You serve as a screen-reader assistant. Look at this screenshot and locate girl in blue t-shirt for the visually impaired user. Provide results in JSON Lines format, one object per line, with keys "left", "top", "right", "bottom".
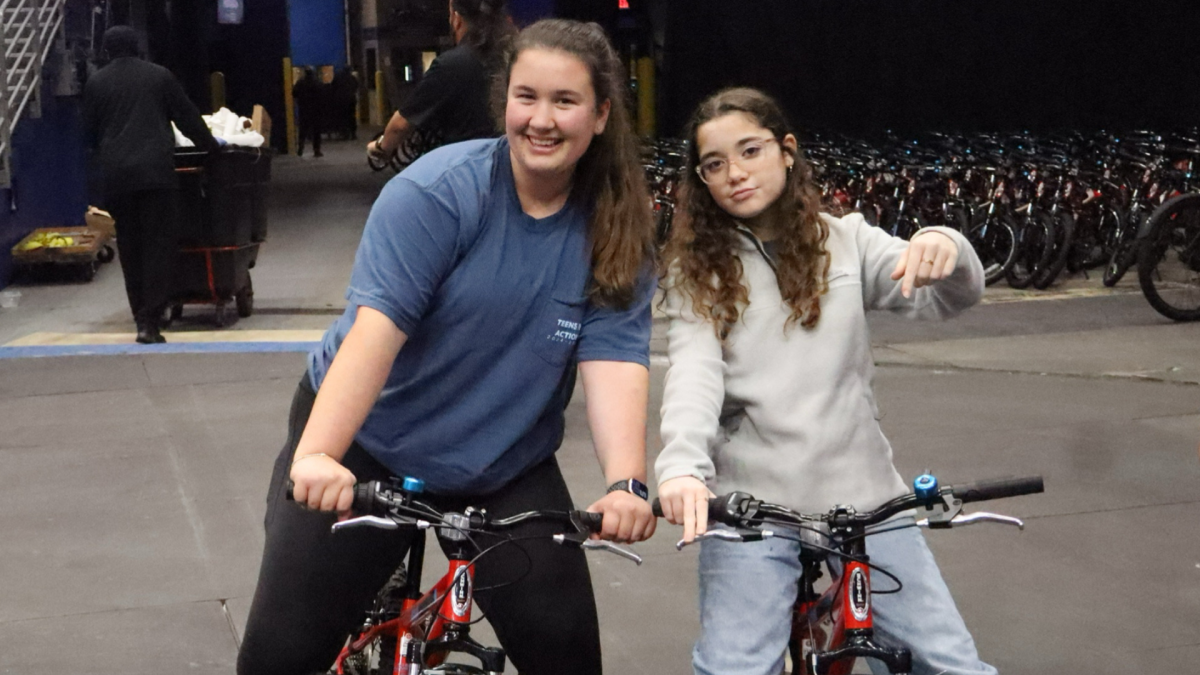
{"left": 239, "top": 20, "right": 657, "bottom": 675}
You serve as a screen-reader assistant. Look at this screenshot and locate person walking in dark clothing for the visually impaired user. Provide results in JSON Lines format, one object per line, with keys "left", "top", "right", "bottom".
{"left": 331, "top": 67, "right": 359, "bottom": 140}
{"left": 293, "top": 67, "right": 325, "bottom": 157}
{"left": 83, "top": 25, "right": 220, "bottom": 345}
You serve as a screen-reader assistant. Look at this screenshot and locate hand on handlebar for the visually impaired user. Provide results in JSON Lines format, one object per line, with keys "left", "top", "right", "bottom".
{"left": 289, "top": 453, "right": 357, "bottom": 518}
{"left": 586, "top": 490, "right": 656, "bottom": 544}
{"left": 656, "top": 476, "right": 715, "bottom": 544}
{"left": 367, "top": 139, "right": 393, "bottom": 160}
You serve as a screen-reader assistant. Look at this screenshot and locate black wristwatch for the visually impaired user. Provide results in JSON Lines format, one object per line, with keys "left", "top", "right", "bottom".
{"left": 606, "top": 478, "right": 649, "bottom": 501}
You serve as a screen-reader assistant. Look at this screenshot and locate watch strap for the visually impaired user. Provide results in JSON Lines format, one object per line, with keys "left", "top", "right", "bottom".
{"left": 606, "top": 478, "right": 649, "bottom": 501}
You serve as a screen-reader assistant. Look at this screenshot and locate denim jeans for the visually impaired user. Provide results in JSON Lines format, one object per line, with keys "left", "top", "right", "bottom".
{"left": 693, "top": 518, "right": 997, "bottom": 675}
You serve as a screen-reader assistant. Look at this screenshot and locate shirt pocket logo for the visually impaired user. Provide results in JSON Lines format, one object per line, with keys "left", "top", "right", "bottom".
{"left": 532, "top": 294, "right": 586, "bottom": 366}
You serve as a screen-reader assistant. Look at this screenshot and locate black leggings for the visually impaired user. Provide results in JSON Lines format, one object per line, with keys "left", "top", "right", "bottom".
{"left": 237, "top": 376, "right": 602, "bottom": 675}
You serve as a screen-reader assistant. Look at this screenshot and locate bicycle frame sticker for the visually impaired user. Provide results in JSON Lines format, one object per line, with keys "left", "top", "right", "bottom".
{"left": 396, "top": 631, "right": 412, "bottom": 672}
{"left": 845, "top": 562, "right": 872, "bottom": 629}
{"left": 450, "top": 561, "right": 473, "bottom": 620}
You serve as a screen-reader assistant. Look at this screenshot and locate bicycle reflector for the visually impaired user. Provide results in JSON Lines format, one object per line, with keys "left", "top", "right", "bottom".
{"left": 913, "top": 474, "right": 939, "bottom": 500}
{"left": 402, "top": 476, "right": 426, "bottom": 493}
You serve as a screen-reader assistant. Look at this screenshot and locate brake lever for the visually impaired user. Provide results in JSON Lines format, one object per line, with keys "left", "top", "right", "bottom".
{"left": 553, "top": 534, "right": 644, "bottom": 565}
{"left": 675, "top": 528, "right": 773, "bottom": 551}
{"left": 330, "top": 515, "right": 432, "bottom": 533}
{"left": 916, "top": 511, "right": 1025, "bottom": 530}
{"left": 581, "top": 540, "right": 644, "bottom": 565}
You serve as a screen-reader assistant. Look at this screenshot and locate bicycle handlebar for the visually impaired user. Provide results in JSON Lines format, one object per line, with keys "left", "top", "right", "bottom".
{"left": 651, "top": 475, "right": 1045, "bottom": 530}
{"left": 286, "top": 480, "right": 604, "bottom": 534}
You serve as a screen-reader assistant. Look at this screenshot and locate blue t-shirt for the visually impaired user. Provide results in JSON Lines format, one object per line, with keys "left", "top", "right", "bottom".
{"left": 307, "top": 137, "right": 653, "bottom": 495}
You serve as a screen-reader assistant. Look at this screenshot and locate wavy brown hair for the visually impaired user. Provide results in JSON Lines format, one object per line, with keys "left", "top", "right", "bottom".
{"left": 493, "top": 19, "right": 654, "bottom": 308}
{"left": 662, "top": 87, "right": 830, "bottom": 339}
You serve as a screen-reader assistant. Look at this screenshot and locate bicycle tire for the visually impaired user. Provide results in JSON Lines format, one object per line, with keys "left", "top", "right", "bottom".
{"left": 969, "top": 212, "right": 1018, "bottom": 286}
{"left": 1067, "top": 206, "right": 1115, "bottom": 273}
{"left": 368, "top": 152, "right": 393, "bottom": 172}
{"left": 943, "top": 204, "right": 970, "bottom": 233}
{"left": 1005, "top": 209, "right": 1056, "bottom": 289}
{"left": 1103, "top": 209, "right": 1144, "bottom": 287}
{"left": 895, "top": 211, "right": 927, "bottom": 241}
{"left": 1032, "top": 210, "right": 1076, "bottom": 289}
{"left": 1137, "top": 193, "right": 1200, "bottom": 321}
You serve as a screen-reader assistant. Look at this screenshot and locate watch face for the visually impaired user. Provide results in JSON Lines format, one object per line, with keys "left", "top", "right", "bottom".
{"left": 629, "top": 478, "right": 649, "bottom": 500}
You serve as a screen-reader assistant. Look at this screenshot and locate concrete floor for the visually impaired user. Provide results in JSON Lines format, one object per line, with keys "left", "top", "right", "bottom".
{"left": 1, "top": 138, "right": 1198, "bottom": 674}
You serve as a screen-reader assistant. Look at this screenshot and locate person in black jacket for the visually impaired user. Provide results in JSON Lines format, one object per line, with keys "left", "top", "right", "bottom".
{"left": 367, "top": 0, "right": 515, "bottom": 166}
{"left": 331, "top": 67, "right": 359, "bottom": 140}
{"left": 293, "top": 67, "right": 326, "bottom": 157}
{"left": 83, "top": 25, "right": 221, "bottom": 344}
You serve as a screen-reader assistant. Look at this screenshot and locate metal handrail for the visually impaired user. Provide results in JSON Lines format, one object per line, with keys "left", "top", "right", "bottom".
{"left": 0, "top": 0, "right": 64, "bottom": 181}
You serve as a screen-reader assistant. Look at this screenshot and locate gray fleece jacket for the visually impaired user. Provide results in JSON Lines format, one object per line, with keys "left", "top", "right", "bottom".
{"left": 655, "top": 213, "right": 984, "bottom": 515}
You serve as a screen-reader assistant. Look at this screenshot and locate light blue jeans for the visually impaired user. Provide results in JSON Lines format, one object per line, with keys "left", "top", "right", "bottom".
{"left": 693, "top": 519, "right": 997, "bottom": 675}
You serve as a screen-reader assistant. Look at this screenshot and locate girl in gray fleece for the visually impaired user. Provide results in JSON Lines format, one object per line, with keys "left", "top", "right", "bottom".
{"left": 656, "top": 88, "right": 995, "bottom": 675}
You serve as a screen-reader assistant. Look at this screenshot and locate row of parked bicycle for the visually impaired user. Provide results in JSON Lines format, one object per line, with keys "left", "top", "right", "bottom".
{"left": 642, "top": 128, "right": 1200, "bottom": 322}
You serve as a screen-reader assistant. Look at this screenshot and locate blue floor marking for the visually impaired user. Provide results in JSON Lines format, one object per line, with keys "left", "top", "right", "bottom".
{"left": 0, "top": 341, "right": 319, "bottom": 359}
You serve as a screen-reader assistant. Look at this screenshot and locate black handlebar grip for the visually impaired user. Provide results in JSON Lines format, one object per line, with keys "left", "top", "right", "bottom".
{"left": 577, "top": 511, "right": 604, "bottom": 532}
{"left": 951, "top": 476, "right": 1044, "bottom": 504}
{"left": 651, "top": 495, "right": 744, "bottom": 525}
{"left": 284, "top": 480, "right": 376, "bottom": 512}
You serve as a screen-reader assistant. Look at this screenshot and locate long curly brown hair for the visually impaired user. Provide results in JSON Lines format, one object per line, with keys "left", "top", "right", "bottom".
{"left": 662, "top": 88, "right": 830, "bottom": 339}
{"left": 493, "top": 20, "right": 654, "bottom": 308}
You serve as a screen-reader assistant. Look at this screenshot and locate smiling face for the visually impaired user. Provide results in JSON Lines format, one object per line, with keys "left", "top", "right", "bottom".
{"left": 694, "top": 112, "right": 796, "bottom": 222}
{"left": 504, "top": 47, "right": 611, "bottom": 189}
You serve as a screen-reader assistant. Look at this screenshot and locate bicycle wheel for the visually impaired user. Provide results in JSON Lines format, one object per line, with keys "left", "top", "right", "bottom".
{"left": 1067, "top": 206, "right": 1115, "bottom": 273}
{"left": 969, "top": 212, "right": 1018, "bottom": 286}
{"left": 1006, "top": 209, "right": 1056, "bottom": 289}
{"left": 943, "top": 204, "right": 970, "bottom": 233}
{"left": 1103, "top": 210, "right": 1144, "bottom": 287}
{"left": 1032, "top": 210, "right": 1076, "bottom": 289}
{"left": 1138, "top": 193, "right": 1200, "bottom": 321}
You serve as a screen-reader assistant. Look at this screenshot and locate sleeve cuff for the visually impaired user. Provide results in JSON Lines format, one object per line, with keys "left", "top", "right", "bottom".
{"left": 345, "top": 289, "right": 417, "bottom": 336}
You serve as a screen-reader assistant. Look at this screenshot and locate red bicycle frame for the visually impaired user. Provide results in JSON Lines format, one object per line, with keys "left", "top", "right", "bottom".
{"left": 333, "top": 516, "right": 505, "bottom": 675}
{"left": 788, "top": 509, "right": 909, "bottom": 675}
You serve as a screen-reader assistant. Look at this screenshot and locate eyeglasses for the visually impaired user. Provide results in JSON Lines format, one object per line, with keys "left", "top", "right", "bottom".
{"left": 695, "top": 137, "right": 779, "bottom": 184}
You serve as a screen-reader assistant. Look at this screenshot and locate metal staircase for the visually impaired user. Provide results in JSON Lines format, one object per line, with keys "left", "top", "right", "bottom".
{"left": 0, "top": 0, "right": 64, "bottom": 188}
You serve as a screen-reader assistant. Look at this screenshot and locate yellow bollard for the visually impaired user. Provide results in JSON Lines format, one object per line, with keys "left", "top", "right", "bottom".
{"left": 375, "top": 70, "right": 387, "bottom": 127}
{"left": 636, "top": 57, "right": 656, "bottom": 138}
{"left": 283, "top": 58, "right": 296, "bottom": 155}
{"left": 210, "top": 72, "right": 226, "bottom": 112}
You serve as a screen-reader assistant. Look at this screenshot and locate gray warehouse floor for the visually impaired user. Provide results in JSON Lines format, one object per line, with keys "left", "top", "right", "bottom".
{"left": 1, "top": 138, "right": 1197, "bottom": 674}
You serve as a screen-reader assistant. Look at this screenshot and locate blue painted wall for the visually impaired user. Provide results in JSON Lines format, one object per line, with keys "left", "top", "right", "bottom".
{"left": 290, "top": 0, "right": 347, "bottom": 67}
{"left": 0, "top": 82, "right": 89, "bottom": 289}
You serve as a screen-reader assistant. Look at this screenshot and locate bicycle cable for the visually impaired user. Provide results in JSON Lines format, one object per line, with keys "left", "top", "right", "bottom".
{"left": 755, "top": 529, "right": 905, "bottom": 595}
{"left": 433, "top": 533, "right": 546, "bottom": 627}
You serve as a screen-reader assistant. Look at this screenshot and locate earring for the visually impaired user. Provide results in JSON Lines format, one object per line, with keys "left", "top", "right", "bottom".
{"left": 787, "top": 163, "right": 794, "bottom": 175}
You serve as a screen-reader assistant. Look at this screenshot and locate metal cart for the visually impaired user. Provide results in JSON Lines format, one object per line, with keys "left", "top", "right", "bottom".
{"left": 11, "top": 226, "right": 116, "bottom": 282}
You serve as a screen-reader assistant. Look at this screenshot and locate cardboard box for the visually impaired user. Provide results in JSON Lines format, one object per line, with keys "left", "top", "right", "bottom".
{"left": 251, "top": 105, "right": 271, "bottom": 142}
{"left": 85, "top": 206, "right": 116, "bottom": 239}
